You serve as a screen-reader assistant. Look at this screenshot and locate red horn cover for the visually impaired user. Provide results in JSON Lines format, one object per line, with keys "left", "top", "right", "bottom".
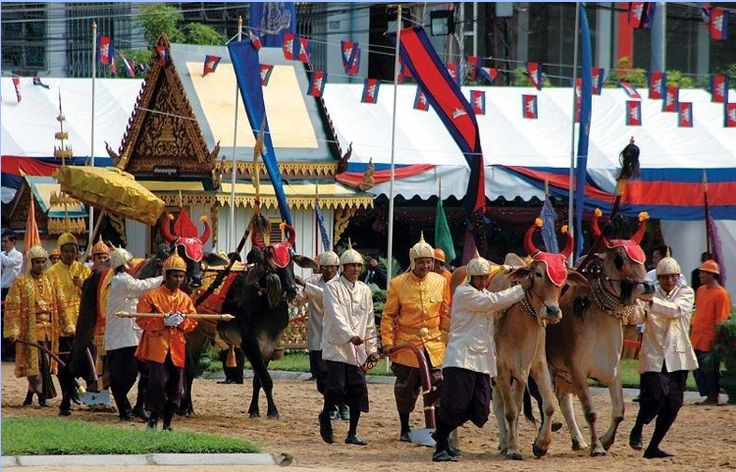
{"left": 160, "top": 215, "right": 177, "bottom": 243}
{"left": 524, "top": 219, "right": 542, "bottom": 256}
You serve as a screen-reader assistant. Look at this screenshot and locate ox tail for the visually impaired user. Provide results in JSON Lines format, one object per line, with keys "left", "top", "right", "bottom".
{"left": 264, "top": 273, "right": 282, "bottom": 309}
{"left": 523, "top": 388, "right": 537, "bottom": 425}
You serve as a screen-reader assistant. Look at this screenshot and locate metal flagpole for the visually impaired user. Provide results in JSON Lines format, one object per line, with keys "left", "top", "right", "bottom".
{"left": 230, "top": 16, "right": 243, "bottom": 250}
{"left": 386, "top": 4, "right": 402, "bottom": 282}
{"left": 89, "top": 20, "right": 97, "bottom": 247}
{"left": 567, "top": 6, "right": 580, "bottom": 247}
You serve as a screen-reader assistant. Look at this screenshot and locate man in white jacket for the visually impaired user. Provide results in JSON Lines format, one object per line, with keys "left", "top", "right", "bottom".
{"left": 628, "top": 255, "right": 697, "bottom": 459}
{"left": 432, "top": 252, "right": 525, "bottom": 462}
{"left": 319, "top": 243, "right": 379, "bottom": 446}
{"left": 106, "top": 248, "right": 163, "bottom": 421}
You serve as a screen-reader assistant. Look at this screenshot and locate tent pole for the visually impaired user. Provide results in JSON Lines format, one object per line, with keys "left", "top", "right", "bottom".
{"left": 89, "top": 20, "right": 97, "bottom": 248}
{"left": 386, "top": 4, "right": 402, "bottom": 281}
{"left": 568, "top": 5, "right": 580, "bottom": 253}
{"left": 230, "top": 16, "right": 243, "bottom": 251}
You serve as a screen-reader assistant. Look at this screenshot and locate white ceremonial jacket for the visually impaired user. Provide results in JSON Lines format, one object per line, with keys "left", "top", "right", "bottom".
{"left": 321, "top": 276, "right": 377, "bottom": 366}
{"left": 105, "top": 272, "right": 163, "bottom": 351}
{"left": 629, "top": 284, "right": 698, "bottom": 374}
{"left": 443, "top": 283, "right": 524, "bottom": 376}
{"left": 302, "top": 275, "right": 329, "bottom": 351}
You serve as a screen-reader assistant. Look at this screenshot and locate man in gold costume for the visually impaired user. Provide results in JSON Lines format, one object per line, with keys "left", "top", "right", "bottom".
{"left": 4, "top": 246, "right": 68, "bottom": 407}
{"left": 381, "top": 233, "right": 451, "bottom": 441}
{"left": 46, "top": 232, "right": 91, "bottom": 416}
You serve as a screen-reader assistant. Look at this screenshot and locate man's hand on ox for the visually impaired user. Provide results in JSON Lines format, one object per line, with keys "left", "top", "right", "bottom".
{"left": 164, "top": 312, "right": 184, "bottom": 327}
{"left": 350, "top": 336, "right": 364, "bottom": 346}
{"left": 368, "top": 352, "right": 381, "bottom": 362}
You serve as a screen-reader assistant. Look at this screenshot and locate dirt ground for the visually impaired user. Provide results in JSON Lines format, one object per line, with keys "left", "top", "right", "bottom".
{"left": 3, "top": 363, "right": 735, "bottom": 471}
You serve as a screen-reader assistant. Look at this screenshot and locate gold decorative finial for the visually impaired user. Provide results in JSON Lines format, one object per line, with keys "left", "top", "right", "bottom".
{"left": 53, "top": 89, "right": 73, "bottom": 166}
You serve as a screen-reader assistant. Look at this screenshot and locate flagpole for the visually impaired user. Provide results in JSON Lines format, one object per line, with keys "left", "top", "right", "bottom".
{"left": 230, "top": 16, "right": 243, "bottom": 250}
{"left": 386, "top": 4, "right": 402, "bottom": 281}
{"left": 567, "top": 5, "right": 580, "bottom": 249}
{"left": 89, "top": 20, "right": 97, "bottom": 248}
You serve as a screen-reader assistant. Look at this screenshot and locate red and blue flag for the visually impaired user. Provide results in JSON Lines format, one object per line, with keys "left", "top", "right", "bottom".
{"left": 447, "top": 63, "right": 459, "bottom": 85}
{"left": 592, "top": 67, "right": 604, "bottom": 95}
{"left": 479, "top": 67, "right": 498, "bottom": 84}
{"left": 97, "top": 35, "right": 114, "bottom": 65}
{"left": 726, "top": 103, "right": 736, "bottom": 128}
{"left": 413, "top": 87, "right": 429, "bottom": 111}
{"left": 703, "top": 5, "right": 730, "bottom": 41}
{"left": 629, "top": 2, "right": 656, "bottom": 29}
{"left": 282, "top": 32, "right": 310, "bottom": 63}
{"left": 466, "top": 56, "right": 478, "bottom": 81}
{"left": 307, "top": 71, "right": 326, "bottom": 97}
{"left": 155, "top": 45, "right": 168, "bottom": 66}
{"left": 470, "top": 90, "right": 485, "bottom": 115}
{"left": 249, "top": 30, "right": 262, "bottom": 50}
{"left": 711, "top": 74, "right": 729, "bottom": 103}
{"left": 341, "top": 40, "right": 361, "bottom": 76}
{"left": 203, "top": 55, "right": 221, "bottom": 77}
{"left": 260, "top": 64, "right": 274, "bottom": 86}
{"left": 527, "top": 62, "right": 543, "bottom": 90}
{"left": 11, "top": 76, "right": 21, "bottom": 103}
{"left": 678, "top": 102, "right": 693, "bottom": 128}
{"left": 663, "top": 85, "right": 679, "bottom": 112}
{"left": 626, "top": 100, "right": 642, "bottom": 126}
{"left": 648, "top": 71, "right": 666, "bottom": 99}
{"left": 620, "top": 81, "right": 641, "bottom": 99}
{"left": 522, "top": 94, "right": 538, "bottom": 119}
{"left": 119, "top": 52, "right": 136, "bottom": 78}
{"left": 361, "top": 78, "right": 380, "bottom": 104}
{"left": 33, "top": 73, "right": 50, "bottom": 89}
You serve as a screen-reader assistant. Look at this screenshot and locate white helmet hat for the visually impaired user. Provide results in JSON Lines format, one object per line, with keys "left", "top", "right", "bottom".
{"left": 409, "top": 231, "right": 434, "bottom": 270}
{"left": 318, "top": 250, "right": 340, "bottom": 267}
{"left": 467, "top": 250, "right": 492, "bottom": 276}
{"left": 339, "top": 239, "right": 364, "bottom": 266}
{"left": 111, "top": 248, "right": 134, "bottom": 270}
{"left": 655, "top": 256, "right": 681, "bottom": 276}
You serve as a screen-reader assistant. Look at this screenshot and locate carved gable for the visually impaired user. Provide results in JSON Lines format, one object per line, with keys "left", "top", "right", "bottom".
{"left": 114, "top": 34, "right": 219, "bottom": 187}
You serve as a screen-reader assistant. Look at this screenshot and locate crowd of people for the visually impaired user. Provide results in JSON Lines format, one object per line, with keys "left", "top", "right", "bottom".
{"left": 0, "top": 226, "right": 733, "bottom": 461}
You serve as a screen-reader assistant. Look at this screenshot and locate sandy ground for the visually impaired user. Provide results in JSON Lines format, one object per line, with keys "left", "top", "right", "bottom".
{"left": 3, "top": 363, "right": 736, "bottom": 471}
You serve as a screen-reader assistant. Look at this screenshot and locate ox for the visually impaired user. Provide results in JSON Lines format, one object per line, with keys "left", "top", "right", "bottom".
{"left": 492, "top": 221, "right": 587, "bottom": 460}
{"left": 546, "top": 209, "right": 654, "bottom": 456}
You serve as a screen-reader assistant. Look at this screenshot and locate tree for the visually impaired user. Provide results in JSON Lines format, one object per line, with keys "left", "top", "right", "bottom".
{"left": 184, "top": 23, "right": 225, "bottom": 46}
{"left": 139, "top": 4, "right": 184, "bottom": 46}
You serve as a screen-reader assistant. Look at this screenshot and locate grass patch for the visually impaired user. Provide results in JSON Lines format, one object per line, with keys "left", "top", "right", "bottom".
{"left": 591, "top": 359, "right": 698, "bottom": 391}
{"left": 1, "top": 417, "right": 259, "bottom": 455}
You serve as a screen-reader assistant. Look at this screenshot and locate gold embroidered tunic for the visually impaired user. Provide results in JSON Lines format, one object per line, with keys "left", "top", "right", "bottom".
{"left": 46, "top": 260, "right": 91, "bottom": 336}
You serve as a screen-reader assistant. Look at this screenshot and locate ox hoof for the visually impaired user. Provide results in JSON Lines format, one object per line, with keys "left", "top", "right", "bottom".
{"left": 571, "top": 439, "right": 588, "bottom": 451}
{"left": 591, "top": 448, "right": 607, "bottom": 457}
{"left": 248, "top": 411, "right": 260, "bottom": 418}
{"left": 505, "top": 451, "right": 523, "bottom": 461}
{"left": 499, "top": 447, "right": 507, "bottom": 455}
{"left": 601, "top": 436, "right": 614, "bottom": 451}
{"left": 267, "top": 411, "right": 280, "bottom": 420}
{"left": 532, "top": 443, "right": 548, "bottom": 458}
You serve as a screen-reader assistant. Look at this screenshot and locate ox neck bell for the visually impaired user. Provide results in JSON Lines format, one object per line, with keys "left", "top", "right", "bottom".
{"left": 591, "top": 277, "right": 634, "bottom": 321}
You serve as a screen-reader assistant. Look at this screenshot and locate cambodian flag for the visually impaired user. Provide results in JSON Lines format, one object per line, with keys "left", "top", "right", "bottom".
{"left": 413, "top": 87, "right": 429, "bottom": 111}
{"left": 678, "top": 102, "right": 693, "bottom": 128}
{"left": 447, "top": 63, "right": 459, "bottom": 85}
{"left": 471, "top": 90, "right": 485, "bottom": 115}
{"left": 527, "top": 61, "right": 542, "bottom": 90}
{"left": 11, "top": 76, "right": 21, "bottom": 103}
{"left": 361, "top": 78, "right": 380, "bottom": 104}
{"left": 629, "top": 2, "right": 656, "bottom": 29}
{"left": 574, "top": 78, "right": 582, "bottom": 123}
{"left": 341, "top": 40, "right": 360, "bottom": 76}
{"left": 592, "top": 67, "right": 604, "bottom": 95}
{"left": 249, "top": 30, "right": 262, "bottom": 50}
{"left": 726, "top": 103, "right": 736, "bottom": 128}
{"left": 620, "top": 81, "right": 641, "bottom": 99}
{"left": 626, "top": 100, "right": 642, "bottom": 126}
{"left": 479, "top": 67, "right": 498, "bottom": 84}
{"left": 522, "top": 94, "right": 538, "bottom": 119}
{"left": 466, "top": 56, "right": 478, "bottom": 81}
{"left": 33, "top": 73, "right": 50, "bottom": 89}
{"left": 203, "top": 55, "right": 221, "bottom": 77}
{"left": 704, "top": 5, "right": 730, "bottom": 41}
{"left": 119, "top": 52, "right": 136, "bottom": 78}
{"left": 97, "top": 35, "right": 114, "bottom": 65}
{"left": 260, "top": 64, "right": 274, "bottom": 86}
{"left": 155, "top": 45, "right": 168, "bottom": 66}
{"left": 648, "top": 71, "right": 666, "bottom": 99}
{"left": 282, "top": 32, "right": 310, "bottom": 63}
{"left": 307, "top": 71, "right": 326, "bottom": 97}
{"left": 662, "top": 85, "right": 679, "bottom": 112}
{"left": 711, "top": 74, "right": 729, "bottom": 103}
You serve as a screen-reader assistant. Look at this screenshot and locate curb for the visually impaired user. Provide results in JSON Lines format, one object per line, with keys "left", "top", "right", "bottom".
{"left": 2, "top": 452, "right": 292, "bottom": 467}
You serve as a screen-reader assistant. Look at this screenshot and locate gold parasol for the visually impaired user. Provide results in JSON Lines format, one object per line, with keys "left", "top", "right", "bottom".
{"left": 53, "top": 166, "right": 165, "bottom": 226}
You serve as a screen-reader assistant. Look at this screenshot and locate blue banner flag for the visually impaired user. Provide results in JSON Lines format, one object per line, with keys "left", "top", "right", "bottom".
{"left": 574, "top": 3, "right": 593, "bottom": 258}
{"left": 315, "top": 202, "right": 331, "bottom": 252}
{"left": 540, "top": 195, "right": 559, "bottom": 254}
{"left": 227, "top": 39, "right": 293, "bottom": 226}
{"left": 249, "top": 2, "right": 296, "bottom": 47}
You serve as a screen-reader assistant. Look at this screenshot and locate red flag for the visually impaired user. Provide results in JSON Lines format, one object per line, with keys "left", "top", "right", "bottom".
{"left": 662, "top": 85, "right": 679, "bottom": 112}
{"left": 619, "top": 81, "right": 641, "bottom": 99}
{"left": 527, "top": 62, "right": 542, "bottom": 90}
{"left": 592, "top": 67, "right": 604, "bottom": 95}
{"left": 361, "top": 79, "right": 380, "bottom": 104}
{"left": 155, "top": 45, "right": 168, "bottom": 66}
{"left": 259, "top": 64, "right": 274, "bottom": 86}
{"left": 249, "top": 30, "right": 262, "bottom": 50}
{"left": 413, "top": 87, "right": 429, "bottom": 111}
{"left": 629, "top": 2, "right": 656, "bottom": 29}
{"left": 575, "top": 78, "right": 582, "bottom": 123}
{"left": 726, "top": 103, "right": 736, "bottom": 127}
{"left": 711, "top": 75, "right": 728, "bottom": 103}
{"left": 97, "top": 35, "right": 114, "bottom": 65}
{"left": 282, "top": 32, "right": 310, "bottom": 63}
{"left": 447, "top": 63, "right": 459, "bottom": 85}
{"left": 341, "top": 40, "right": 361, "bottom": 76}
{"left": 626, "top": 100, "right": 642, "bottom": 126}
{"left": 522, "top": 95, "right": 538, "bottom": 119}
{"left": 282, "top": 32, "right": 296, "bottom": 60}
{"left": 119, "top": 52, "right": 136, "bottom": 78}
{"left": 470, "top": 90, "right": 485, "bottom": 115}
{"left": 678, "top": 102, "right": 693, "bottom": 128}
{"left": 203, "top": 55, "right": 221, "bottom": 77}
{"left": 703, "top": 5, "right": 730, "bottom": 41}
{"left": 12, "top": 76, "right": 21, "bottom": 102}
{"left": 649, "top": 71, "right": 666, "bottom": 99}
{"left": 466, "top": 56, "right": 478, "bottom": 81}
{"left": 479, "top": 67, "right": 498, "bottom": 84}
{"left": 307, "top": 71, "right": 326, "bottom": 97}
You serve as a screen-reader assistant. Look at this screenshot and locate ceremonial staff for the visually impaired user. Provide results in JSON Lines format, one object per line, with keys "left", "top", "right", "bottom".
{"left": 116, "top": 312, "right": 235, "bottom": 321}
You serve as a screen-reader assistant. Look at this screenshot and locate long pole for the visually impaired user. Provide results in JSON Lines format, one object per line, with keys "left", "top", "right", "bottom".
{"left": 386, "top": 4, "right": 402, "bottom": 282}
{"left": 567, "top": 6, "right": 580, "bottom": 245}
{"left": 89, "top": 20, "right": 97, "bottom": 248}
{"left": 230, "top": 16, "right": 243, "bottom": 250}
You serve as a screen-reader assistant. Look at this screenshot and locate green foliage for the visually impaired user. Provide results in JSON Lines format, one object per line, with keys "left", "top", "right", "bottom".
{"left": 184, "top": 23, "right": 226, "bottom": 46}
{"left": 139, "top": 4, "right": 184, "bottom": 45}
{"left": 666, "top": 69, "right": 694, "bottom": 88}
{"left": 379, "top": 256, "right": 402, "bottom": 279}
{"left": 715, "top": 315, "right": 736, "bottom": 367}
{"left": 604, "top": 57, "right": 647, "bottom": 87}
{"left": 1, "top": 417, "right": 259, "bottom": 455}
{"left": 107, "top": 49, "right": 151, "bottom": 79}
{"left": 511, "top": 65, "right": 551, "bottom": 88}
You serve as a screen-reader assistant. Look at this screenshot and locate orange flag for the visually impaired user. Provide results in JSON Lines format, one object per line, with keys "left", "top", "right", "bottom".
{"left": 24, "top": 196, "right": 41, "bottom": 254}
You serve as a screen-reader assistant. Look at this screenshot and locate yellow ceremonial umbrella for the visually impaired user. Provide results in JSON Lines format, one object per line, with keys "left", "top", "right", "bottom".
{"left": 53, "top": 166, "right": 165, "bottom": 227}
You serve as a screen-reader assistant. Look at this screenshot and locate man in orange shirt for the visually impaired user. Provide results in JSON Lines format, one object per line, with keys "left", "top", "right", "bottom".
{"left": 136, "top": 254, "right": 198, "bottom": 430}
{"left": 691, "top": 260, "right": 731, "bottom": 406}
{"left": 432, "top": 248, "right": 453, "bottom": 286}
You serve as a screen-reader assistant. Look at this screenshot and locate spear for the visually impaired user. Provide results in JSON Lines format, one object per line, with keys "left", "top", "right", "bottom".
{"left": 116, "top": 312, "right": 235, "bottom": 321}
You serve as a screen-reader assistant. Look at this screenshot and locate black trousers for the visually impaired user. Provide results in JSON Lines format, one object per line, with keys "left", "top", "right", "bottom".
{"left": 390, "top": 351, "right": 442, "bottom": 414}
{"left": 145, "top": 353, "right": 184, "bottom": 414}
{"left": 437, "top": 367, "right": 492, "bottom": 429}
{"left": 694, "top": 350, "right": 721, "bottom": 397}
{"left": 1, "top": 287, "right": 15, "bottom": 361}
{"left": 107, "top": 346, "right": 147, "bottom": 414}
{"left": 310, "top": 350, "right": 329, "bottom": 395}
{"left": 324, "top": 360, "right": 369, "bottom": 413}
{"left": 57, "top": 336, "right": 78, "bottom": 409}
{"left": 638, "top": 366, "right": 687, "bottom": 425}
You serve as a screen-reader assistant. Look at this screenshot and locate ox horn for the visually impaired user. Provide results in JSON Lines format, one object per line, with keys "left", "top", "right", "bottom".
{"left": 524, "top": 218, "right": 543, "bottom": 256}
{"left": 251, "top": 231, "right": 265, "bottom": 249}
{"left": 283, "top": 223, "right": 296, "bottom": 247}
{"left": 630, "top": 211, "right": 649, "bottom": 244}
{"left": 591, "top": 208, "right": 604, "bottom": 239}
{"left": 160, "top": 213, "right": 178, "bottom": 243}
{"left": 199, "top": 215, "right": 211, "bottom": 244}
{"left": 560, "top": 225, "right": 574, "bottom": 260}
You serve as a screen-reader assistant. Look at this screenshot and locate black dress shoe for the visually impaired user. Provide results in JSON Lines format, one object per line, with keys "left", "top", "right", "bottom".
{"left": 644, "top": 448, "right": 674, "bottom": 459}
{"left": 345, "top": 434, "right": 368, "bottom": 445}
{"left": 400, "top": 431, "right": 412, "bottom": 442}
{"left": 432, "top": 449, "right": 458, "bottom": 462}
{"left": 629, "top": 429, "right": 643, "bottom": 450}
{"left": 319, "top": 412, "right": 334, "bottom": 444}
{"left": 58, "top": 408, "right": 71, "bottom": 417}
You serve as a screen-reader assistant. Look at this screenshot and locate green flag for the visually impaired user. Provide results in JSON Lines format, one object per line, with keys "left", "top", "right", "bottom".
{"left": 435, "top": 198, "right": 456, "bottom": 263}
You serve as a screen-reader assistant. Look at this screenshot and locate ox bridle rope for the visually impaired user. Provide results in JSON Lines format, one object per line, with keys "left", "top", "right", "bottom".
{"left": 590, "top": 276, "right": 635, "bottom": 321}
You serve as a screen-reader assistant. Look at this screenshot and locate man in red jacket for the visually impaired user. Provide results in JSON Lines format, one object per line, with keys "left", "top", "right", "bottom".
{"left": 136, "top": 254, "right": 197, "bottom": 430}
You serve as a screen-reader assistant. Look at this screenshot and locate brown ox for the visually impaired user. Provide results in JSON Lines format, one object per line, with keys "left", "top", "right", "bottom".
{"left": 546, "top": 210, "right": 654, "bottom": 456}
{"left": 491, "top": 222, "right": 587, "bottom": 460}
